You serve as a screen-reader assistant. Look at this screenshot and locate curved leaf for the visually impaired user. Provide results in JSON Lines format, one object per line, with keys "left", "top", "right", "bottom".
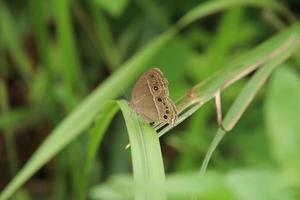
{"left": 118, "top": 100, "right": 165, "bottom": 200}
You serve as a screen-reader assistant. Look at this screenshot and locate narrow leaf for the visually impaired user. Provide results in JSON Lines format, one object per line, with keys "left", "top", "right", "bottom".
{"left": 199, "top": 36, "right": 300, "bottom": 174}
{"left": 265, "top": 67, "right": 300, "bottom": 175}
{"left": 118, "top": 100, "right": 166, "bottom": 200}
{"left": 80, "top": 102, "right": 119, "bottom": 200}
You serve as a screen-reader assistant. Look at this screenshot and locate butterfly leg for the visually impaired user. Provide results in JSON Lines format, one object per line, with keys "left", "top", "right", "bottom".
{"left": 214, "top": 90, "right": 230, "bottom": 132}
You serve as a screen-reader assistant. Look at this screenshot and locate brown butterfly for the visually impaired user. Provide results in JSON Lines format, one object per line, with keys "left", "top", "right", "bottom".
{"left": 130, "top": 68, "right": 177, "bottom": 125}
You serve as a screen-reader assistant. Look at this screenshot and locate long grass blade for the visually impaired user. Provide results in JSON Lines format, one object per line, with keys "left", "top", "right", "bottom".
{"left": 158, "top": 23, "right": 300, "bottom": 137}
{"left": 199, "top": 35, "right": 300, "bottom": 175}
{"left": 89, "top": 172, "right": 233, "bottom": 199}
{"left": 177, "top": 0, "right": 282, "bottom": 29}
{"left": 53, "top": 0, "right": 87, "bottom": 95}
{"left": 0, "top": 2, "right": 33, "bottom": 83}
{"left": 118, "top": 100, "right": 166, "bottom": 200}
{"left": 0, "top": 80, "right": 19, "bottom": 175}
{"left": 79, "top": 102, "right": 119, "bottom": 200}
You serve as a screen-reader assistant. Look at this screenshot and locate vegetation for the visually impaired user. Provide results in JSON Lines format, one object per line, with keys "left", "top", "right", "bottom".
{"left": 0, "top": 0, "right": 300, "bottom": 199}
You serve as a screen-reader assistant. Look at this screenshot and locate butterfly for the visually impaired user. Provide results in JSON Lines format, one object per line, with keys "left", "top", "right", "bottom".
{"left": 130, "top": 68, "right": 177, "bottom": 125}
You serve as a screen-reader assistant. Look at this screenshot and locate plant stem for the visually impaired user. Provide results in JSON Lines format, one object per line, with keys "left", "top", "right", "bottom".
{"left": 0, "top": 79, "right": 20, "bottom": 176}
{"left": 157, "top": 32, "right": 300, "bottom": 137}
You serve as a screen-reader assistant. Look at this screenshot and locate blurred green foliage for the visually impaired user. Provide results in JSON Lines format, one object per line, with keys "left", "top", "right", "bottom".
{"left": 0, "top": 0, "right": 300, "bottom": 199}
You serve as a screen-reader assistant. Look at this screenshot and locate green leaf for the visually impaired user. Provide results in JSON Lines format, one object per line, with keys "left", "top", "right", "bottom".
{"left": 164, "top": 172, "right": 234, "bottom": 199}
{"left": 90, "top": 172, "right": 235, "bottom": 199}
{"left": 88, "top": 6, "right": 120, "bottom": 70}
{"left": 0, "top": 109, "right": 39, "bottom": 131}
{"left": 176, "top": 0, "right": 282, "bottom": 29}
{"left": 158, "top": 23, "right": 300, "bottom": 137}
{"left": 53, "top": 0, "right": 87, "bottom": 97}
{"left": 200, "top": 36, "right": 300, "bottom": 174}
{"left": 226, "top": 169, "right": 296, "bottom": 200}
{"left": 118, "top": 100, "right": 166, "bottom": 200}
{"left": 94, "top": 0, "right": 129, "bottom": 17}
{"left": 0, "top": 2, "right": 33, "bottom": 83}
{"left": 90, "top": 169, "right": 298, "bottom": 199}
{"left": 265, "top": 67, "right": 300, "bottom": 175}
{"left": 79, "top": 102, "right": 119, "bottom": 200}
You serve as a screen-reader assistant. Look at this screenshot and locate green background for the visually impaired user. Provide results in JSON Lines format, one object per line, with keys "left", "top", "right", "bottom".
{"left": 1, "top": 0, "right": 300, "bottom": 199}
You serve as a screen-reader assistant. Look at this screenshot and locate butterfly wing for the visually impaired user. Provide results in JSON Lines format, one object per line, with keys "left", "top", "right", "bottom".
{"left": 131, "top": 68, "right": 169, "bottom": 102}
{"left": 130, "top": 68, "right": 176, "bottom": 124}
{"left": 130, "top": 93, "right": 160, "bottom": 123}
{"left": 154, "top": 96, "right": 178, "bottom": 125}
{"left": 130, "top": 69, "right": 161, "bottom": 122}
{"left": 146, "top": 68, "right": 169, "bottom": 97}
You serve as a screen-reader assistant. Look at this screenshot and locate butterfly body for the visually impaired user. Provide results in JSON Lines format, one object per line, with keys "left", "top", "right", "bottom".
{"left": 130, "top": 68, "right": 177, "bottom": 125}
